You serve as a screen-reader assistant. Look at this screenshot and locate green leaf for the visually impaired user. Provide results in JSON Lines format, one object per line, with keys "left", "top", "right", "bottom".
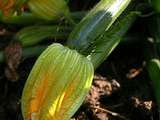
{"left": 151, "top": 0, "right": 160, "bottom": 13}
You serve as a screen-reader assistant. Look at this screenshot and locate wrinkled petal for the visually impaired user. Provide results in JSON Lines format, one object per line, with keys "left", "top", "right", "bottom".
{"left": 0, "top": 0, "right": 26, "bottom": 15}
{"left": 21, "top": 43, "right": 94, "bottom": 120}
{"left": 28, "top": 0, "right": 69, "bottom": 20}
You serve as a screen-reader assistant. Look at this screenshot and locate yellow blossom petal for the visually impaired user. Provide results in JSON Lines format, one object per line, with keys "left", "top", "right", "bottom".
{"left": 21, "top": 43, "right": 94, "bottom": 120}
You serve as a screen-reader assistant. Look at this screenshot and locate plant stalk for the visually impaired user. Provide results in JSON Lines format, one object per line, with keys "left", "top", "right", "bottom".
{"left": 90, "top": 12, "right": 140, "bottom": 69}
{"left": 0, "top": 45, "right": 46, "bottom": 63}
{"left": 67, "top": 0, "right": 131, "bottom": 55}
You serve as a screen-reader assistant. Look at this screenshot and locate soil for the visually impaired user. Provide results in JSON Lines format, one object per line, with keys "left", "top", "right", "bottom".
{"left": 71, "top": 42, "right": 159, "bottom": 120}
{"left": 0, "top": 39, "right": 159, "bottom": 120}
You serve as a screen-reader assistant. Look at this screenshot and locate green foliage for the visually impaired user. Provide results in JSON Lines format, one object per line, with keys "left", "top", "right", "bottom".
{"left": 21, "top": 43, "right": 94, "bottom": 120}
{"left": 2, "top": 0, "right": 160, "bottom": 119}
{"left": 89, "top": 12, "right": 140, "bottom": 68}
{"left": 147, "top": 59, "right": 160, "bottom": 111}
{"left": 67, "top": 0, "right": 131, "bottom": 55}
{"left": 16, "top": 25, "right": 71, "bottom": 47}
{"left": 151, "top": 0, "right": 160, "bottom": 12}
{"left": 28, "top": 0, "right": 70, "bottom": 20}
{"left": 1, "top": 12, "right": 43, "bottom": 25}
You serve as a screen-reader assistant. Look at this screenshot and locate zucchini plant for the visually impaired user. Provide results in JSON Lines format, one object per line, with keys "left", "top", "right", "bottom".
{"left": 151, "top": 0, "right": 160, "bottom": 13}
{"left": 1, "top": 0, "right": 160, "bottom": 119}
{"left": 146, "top": 14, "right": 160, "bottom": 111}
{"left": 20, "top": 0, "right": 139, "bottom": 120}
{"left": 2, "top": 0, "right": 154, "bottom": 119}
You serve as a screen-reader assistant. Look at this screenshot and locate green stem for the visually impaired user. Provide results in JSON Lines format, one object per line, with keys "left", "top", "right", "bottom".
{"left": 67, "top": 0, "right": 131, "bottom": 55}
{"left": 1, "top": 11, "right": 86, "bottom": 25}
{"left": 1, "top": 13, "right": 43, "bottom": 25}
{"left": 0, "top": 46, "right": 46, "bottom": 63}
{"left": 22, "top": 46, "right": 47, "bottom": 59}
{"left": 89, "top": 12, "right": 140, "bottom": 69}
{"left": 15, "top": 25, "right": 72, "bottom": 47}
{"left": 64, "top": 14, "right": 77, "bottom": 26}
{"left": 147, "top": 59, "right": 160, "bottom": 112}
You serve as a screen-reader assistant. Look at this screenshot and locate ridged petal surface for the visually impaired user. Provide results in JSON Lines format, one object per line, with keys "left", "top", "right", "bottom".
{"left": 28, "top": 0, "right": 69, "bottom": 20}
{"left": 21, "top": 43, "right": 94, "bottom": 120}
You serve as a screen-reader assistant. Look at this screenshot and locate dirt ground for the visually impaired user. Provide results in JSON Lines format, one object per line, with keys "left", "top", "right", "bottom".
{"left": 0, "top": 38, "right": 159, "bottom": 120}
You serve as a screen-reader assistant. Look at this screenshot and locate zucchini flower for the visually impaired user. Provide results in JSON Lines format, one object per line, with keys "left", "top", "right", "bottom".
{"left": 21, "top": 43, "right": 94, "bottom": 120}
{"left": 0, "top": 0, "right": 26, "bottom": 16}
{"left": 28, "top": 0, "right": 70, "bottom": 20}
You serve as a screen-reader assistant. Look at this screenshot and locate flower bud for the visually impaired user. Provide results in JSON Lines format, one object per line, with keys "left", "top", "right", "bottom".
{"left": 28, "top": 0, "right": 69, "bottom": 20}
{"left": 21, "top": 43, "right": 94, "bottom": 120}
{"left": 0, "top": 0, "right": 26, "bottom": 16}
